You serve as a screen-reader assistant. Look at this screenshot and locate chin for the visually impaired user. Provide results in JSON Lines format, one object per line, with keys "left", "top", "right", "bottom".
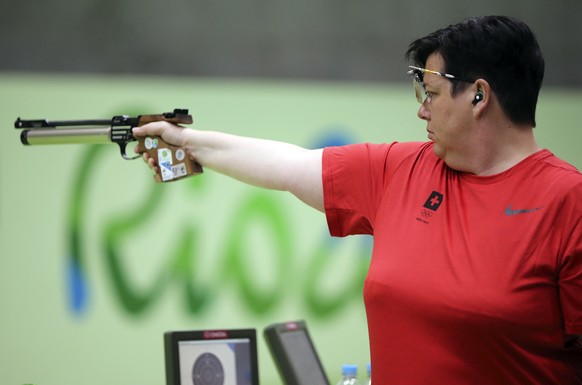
{"left": 432, "top": 144, "right": 445, "bottom": 160}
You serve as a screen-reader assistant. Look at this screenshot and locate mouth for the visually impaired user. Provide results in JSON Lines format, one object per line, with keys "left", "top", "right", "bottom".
{"left": 426, "top": 129, "right": 435, "bottom": 141}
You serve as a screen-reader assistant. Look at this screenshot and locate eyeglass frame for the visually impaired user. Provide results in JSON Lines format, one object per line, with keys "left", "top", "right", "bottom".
{"left": 406, "top": 65, "right": 476, "bottom": 104}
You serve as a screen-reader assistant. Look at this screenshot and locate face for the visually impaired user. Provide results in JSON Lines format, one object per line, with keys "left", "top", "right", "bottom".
{"left": 417, "top": 54, "right": 477, "bottom": 170}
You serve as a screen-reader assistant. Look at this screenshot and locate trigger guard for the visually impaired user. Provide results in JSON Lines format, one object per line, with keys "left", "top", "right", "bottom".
{"left": 120, "top": 142, "right": 141, "bottom": 160}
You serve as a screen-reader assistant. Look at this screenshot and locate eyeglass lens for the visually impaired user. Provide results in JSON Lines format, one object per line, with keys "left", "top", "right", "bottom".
{"left": 413, "top": 80, "right": 424, "bottom": 104}
{"left": 408, "top": 68, "right": 427, "bottom": 104}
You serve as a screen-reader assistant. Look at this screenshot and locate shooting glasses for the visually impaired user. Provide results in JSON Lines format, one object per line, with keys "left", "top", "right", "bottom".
{"left": 407, "top": 66, "right": 475, "bottom": 104}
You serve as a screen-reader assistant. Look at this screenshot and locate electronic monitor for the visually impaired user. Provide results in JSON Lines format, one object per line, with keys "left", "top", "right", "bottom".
{"left": 164, "top": 328, "right": 259, "bottom": 385}
{"left": 263, "top": 320, "right": 330, "bottom": 385}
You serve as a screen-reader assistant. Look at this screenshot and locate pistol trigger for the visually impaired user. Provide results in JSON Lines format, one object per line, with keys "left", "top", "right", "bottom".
{"left": 120, "top": 142, "right": 141, "bottom": 160}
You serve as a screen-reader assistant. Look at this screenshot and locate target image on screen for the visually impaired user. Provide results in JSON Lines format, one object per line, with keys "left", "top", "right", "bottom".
{"left": 191, "top": 352, "right": 224, "bottom": 385}
{"left": 164, "top": 329, "right": 259, "bottom": 385}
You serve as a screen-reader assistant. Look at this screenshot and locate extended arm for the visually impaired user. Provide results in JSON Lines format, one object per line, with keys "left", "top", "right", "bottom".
{"left": 133, "top": 122, "right": 324, "bottom": 212}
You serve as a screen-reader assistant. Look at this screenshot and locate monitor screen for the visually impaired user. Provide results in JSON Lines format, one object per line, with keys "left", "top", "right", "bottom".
{"left": 165, "top": 329, "right": 259, "bottom": 385}
{"left": 264, "top": 321, "right": 329, "bottom": 385}
{"left": 278, "top": 329, "right": 329, "bottom": 385}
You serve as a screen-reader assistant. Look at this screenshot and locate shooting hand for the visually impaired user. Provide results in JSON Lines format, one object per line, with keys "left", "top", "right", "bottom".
{"left": 133, "top": 120, "right": 187, "bottom": 147}
{"left": 133, "top": 121, "right": 189, "bottom": 172}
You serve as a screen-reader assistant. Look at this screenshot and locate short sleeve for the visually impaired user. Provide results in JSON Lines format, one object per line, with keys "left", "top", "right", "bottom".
{"left": 322, "top": 142, "right": 425, "bottom": 237}
{"left": 560, "top": 215, "right": 582, "bottom": 335}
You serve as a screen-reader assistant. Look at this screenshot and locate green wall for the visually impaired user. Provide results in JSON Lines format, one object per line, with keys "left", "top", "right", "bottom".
{"left": 0, "top": 74, "right": 580, "bottom": 385}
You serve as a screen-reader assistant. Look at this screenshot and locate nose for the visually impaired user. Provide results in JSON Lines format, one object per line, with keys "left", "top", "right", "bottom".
{"left": 417, "top": 103, "right": 430, "bottom": 121}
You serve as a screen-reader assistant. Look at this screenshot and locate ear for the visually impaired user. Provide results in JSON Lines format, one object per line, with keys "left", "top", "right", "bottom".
{"left": 472, "top": 79, "right": 491, "bottom": 118}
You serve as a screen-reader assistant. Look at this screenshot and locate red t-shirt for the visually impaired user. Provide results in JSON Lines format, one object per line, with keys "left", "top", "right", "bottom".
{"left": 323, "top": 142, "right": 582, "bottom": 384}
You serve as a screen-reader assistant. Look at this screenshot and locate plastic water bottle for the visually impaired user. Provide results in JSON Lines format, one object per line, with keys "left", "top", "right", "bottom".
{"left": 336, "top": 364, "right": 360, "bottom": 385}
{"left": 366, "top": 363, "right": 371, "bottom": 385}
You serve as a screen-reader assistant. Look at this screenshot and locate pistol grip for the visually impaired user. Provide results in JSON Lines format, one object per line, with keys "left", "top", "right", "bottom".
{"left": 137, "top": 136, "right": 203, "bottom": 183}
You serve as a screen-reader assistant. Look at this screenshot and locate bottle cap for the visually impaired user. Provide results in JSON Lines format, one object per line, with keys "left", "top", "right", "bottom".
{"left": 342, "top": 364, "right": 358, "bottom": 376}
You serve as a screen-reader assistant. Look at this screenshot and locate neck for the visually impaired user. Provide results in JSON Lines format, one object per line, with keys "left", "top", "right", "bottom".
{"left": 470, "top": 122, "right": 541, "bottom": 176}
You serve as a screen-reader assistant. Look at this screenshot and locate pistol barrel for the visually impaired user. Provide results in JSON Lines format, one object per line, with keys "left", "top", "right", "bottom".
{"left": 20, "top": 127, "right": 111, "bottom": 145}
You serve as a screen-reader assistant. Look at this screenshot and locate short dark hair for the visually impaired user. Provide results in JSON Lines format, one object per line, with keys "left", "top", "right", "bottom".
{"left": 405, "top": 16, "right": 544, "bottom": 127}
